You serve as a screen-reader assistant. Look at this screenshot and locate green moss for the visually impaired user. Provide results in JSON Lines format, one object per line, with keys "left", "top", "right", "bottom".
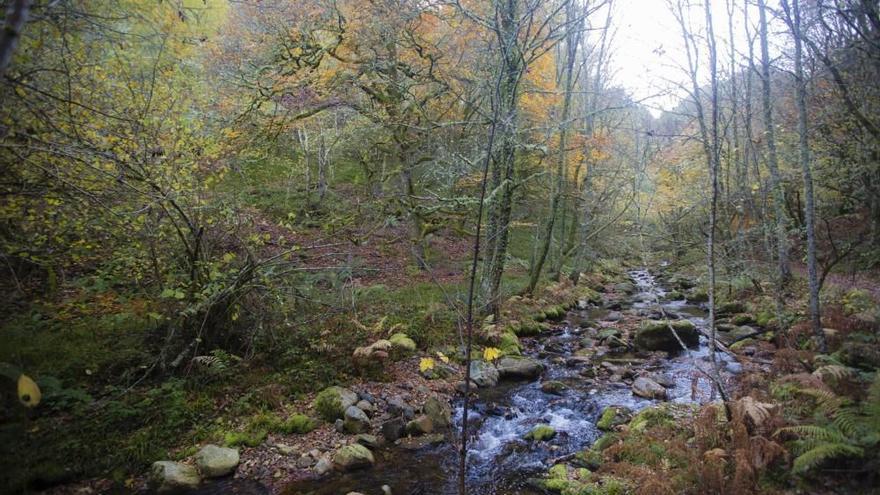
{"left": 688, "top": 289, "right": 709, "bottom": 303}
{"left": 499, "top": 332, "right": 522, "bottom": 356}
{"left": 223, "top": 428, "right": 267, "bottom": 448}
{"left": 732, "top": 314, "right": 755, "bottom": 325}
{"left": 526, "top": 424, "right": 557, "bottom": 441}
{"left": 313, "top": 387, "right": 345, "bottom": 422}
{"left": 729, "top": 338, "right": 756, "bottom": 351}
{"left": 389, "top": 333, "right": 417, "bottom": 353}
{"left": 755, "top": 311, "right": 775, "bottom": 328}
{"left": 515, "top": 320, "right": 543, "bottom": 336}
{"left": 629, "top": 406, "right": 674, "bottom": 433}
{"left": 592, "top": 433, "right": 619, "bottom": 451}
{"left": 549, "top": 463, "right": 569, "bottom": 478}
{"left": 597, "top": 406, "right": 630, "bottom": 431}
{"left": 275, "top": 414, "right": 317, "bottom": 434}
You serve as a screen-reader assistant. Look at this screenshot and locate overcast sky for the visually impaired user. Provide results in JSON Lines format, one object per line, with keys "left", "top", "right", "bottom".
{"left": 604, "top": 0, "right": 785, "bottom": 116}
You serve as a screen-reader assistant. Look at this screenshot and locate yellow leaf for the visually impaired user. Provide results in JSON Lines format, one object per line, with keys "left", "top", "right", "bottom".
{"left": 436, "top": 352, "right": 449, "bottom": 364}
{"left": 18, "top": 374, "right": 41, "bottom": 408}
{"left": 483, "top": 347, "right": 501, "bottom": 362}
{"left": 419, "top": 357, "right": 435, "bottom": 373}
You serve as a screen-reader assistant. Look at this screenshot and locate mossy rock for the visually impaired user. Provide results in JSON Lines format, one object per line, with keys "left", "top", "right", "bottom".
{"left": 576, "top": 287, "right": 603, "bottom": 305}
{"left": 729, "top": 338, "right": 756, "bottom": 352}
{"left": 634, "top": 320, "right": 698, "bottom": 352}
{"left": 332, "top": 444, "right": 374, "bottom": 471}
{"left": 717, "top": 301, "right": 747, "bottom": 315}
{"left": 755, "top": 311, "right": 775, "bottom": 328}
{"left": 687, "top": 289, "right": 709, "bottom": 303}
{"left": 591, "top": 432, "right": 619, "bottom": 451}
{"left": 514, "top": 321, "right": 540, "bottom": 336}
{"left": 665, "top": 290, "right": 684, "bottom": 301}
{"left": 313, "top": 386, "right": 358, "bottom": 422}
{"left": 525, "top": 424, "right": 556, "bottom": 441}
{"left": 388, "top": 333, "right": 417, "bottom": 354}
{"left": 597, "top": 406, "right": 631, "bottom": 431}
{"left": 629, "top": 406, "right": 674, "bottom": 433}
{"left": 498, "top": 332, "right": 522, "bottom": 356}
{"left": 223, "top": 429, "right": 267, "bottom": 448}
{"left": 596, "top": 328, "right": 621, "bottom": 342}
{"left": 540, "top": 380, "right": 567, "bottom": 395}
{"left": 544, "top": 305, "right": 567, "bottom": 322}
{"left": 576, "top": 449, "right": 604, "bottom": 470}
{"left": 731, "top": 314, "right": 756, "bottom": 326}
{"left": 275, "top": 414, "right": 317, "bottom": 434}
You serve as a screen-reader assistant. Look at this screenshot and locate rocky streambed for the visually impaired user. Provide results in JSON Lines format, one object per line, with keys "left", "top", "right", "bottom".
{"left": 278, "top": 269, "right": 741, "bottom": 495}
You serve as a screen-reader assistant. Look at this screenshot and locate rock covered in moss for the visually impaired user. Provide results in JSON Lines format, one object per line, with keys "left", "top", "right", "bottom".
{"left": 405, "top": 414, "right": 434, "bottom": 436}
{"left": 424, "top": 396, "right": 452, "bottom": 428}
{"left": 717, "top": 301, "right": 747, "bottom": 315}
{"left": 541, "top": 380, "right": 567, "bottom": 395}
{"left": 150, "top": 461, "right": 201, "bottom": 492}
{"left": 687, "top": 288, "right": 709, "bottom": 303}
{"left": 388, "top": 333, "right": 416, "bottom": 353}
{"left": 596, "top": 405, "right": 631, "bottom": 431}
{"left": 352, "top": 339, "right": 392, "bottom": 365}
{"left": 498, "top": 331, "right": 522, "bottom": 356}
{"left": 634, "top": 319, "right": 698, "bottom": 352}
{"left": 313, "top": 386, "right": 359, "bottom": 421}
{"left": 525, "top": 424, "right": 557, "bottom": 441}
{"left": 195, "top": 444, "right": 239, "bottom": 478}
{"left": 332, "top": 444, "right": 374, "bottom": 471}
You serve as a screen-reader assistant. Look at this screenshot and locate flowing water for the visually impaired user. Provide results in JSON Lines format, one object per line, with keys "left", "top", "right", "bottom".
{"left": 282, "top": 269, "right": 739, "bottom": 495}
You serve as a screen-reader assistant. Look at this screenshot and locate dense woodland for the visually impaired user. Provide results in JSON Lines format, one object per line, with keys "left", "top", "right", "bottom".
{"left": 1, "top": 0, "right": 879, "bottom": 494}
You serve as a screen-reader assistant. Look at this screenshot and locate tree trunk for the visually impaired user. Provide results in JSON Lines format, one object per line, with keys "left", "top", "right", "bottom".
{"left": 0, "top": 0, "right": 31, "bottom": 78}
{"left": 528, "top": 2, "right": 580, "bottom": 295}
{"left": 758, "top": 0, "right": 793, "bottom": 289}
{"left": 784, "top": 0, "right": 827, "bottom": 351}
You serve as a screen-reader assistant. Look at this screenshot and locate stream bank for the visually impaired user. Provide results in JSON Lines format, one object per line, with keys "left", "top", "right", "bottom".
{"left": 280, "top": 268, "right": 740, "bottom": 495}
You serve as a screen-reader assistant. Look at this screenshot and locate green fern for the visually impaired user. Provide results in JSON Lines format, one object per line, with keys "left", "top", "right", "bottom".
{"left": 790, "top": 443, "right": 864, "bottom": 474}
{"left": 776, "top": 375, "right": 880, "bottom": 475}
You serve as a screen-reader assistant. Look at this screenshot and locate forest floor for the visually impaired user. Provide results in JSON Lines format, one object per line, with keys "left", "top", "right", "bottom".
{"left": 3, "top": 216, "right": 880, "bottom": 494}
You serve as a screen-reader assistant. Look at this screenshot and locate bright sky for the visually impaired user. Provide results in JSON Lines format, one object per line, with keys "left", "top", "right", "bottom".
{"left": 605, "top": 0, "right": 778, "bottom": 116}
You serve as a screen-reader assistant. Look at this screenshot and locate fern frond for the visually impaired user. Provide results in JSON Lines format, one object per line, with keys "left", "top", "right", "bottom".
{"left": 796, "top": 387, "right": 847, "bottom": 415}
{"left": 812, "top": 365, "right": 856, "bottom": 383}
{"left": 777, "top": 425, "right": 850, "bottom": 444}
{"left": 791, "top": 443, "right": 863, "bottom": 474}
{"left": 832, "top": 409, "right": 861, "bottom": 438}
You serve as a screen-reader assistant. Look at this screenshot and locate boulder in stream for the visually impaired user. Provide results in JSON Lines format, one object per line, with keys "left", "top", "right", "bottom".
{"left": 634, "top": 319, "right": 698, "bottom": 352}
{"left": 424, "top": 396, "right": 452, "bottom": 428}
{"left": 149, "top": 461, "right": 201, "bottom": 493}
{"left": 525, "top": 424, "right": 557, "bottom": 441}
{"left": 469, "top": 360, "right": 500, "bottom": 387}
{"left": 540, "top": 380, "right": 567, "bottom": 395}
{"left": 496, "top": 356, "right": 543, "bottom": 380}
{"left": 632, "top": 376, "right": 668, "bottom": 400}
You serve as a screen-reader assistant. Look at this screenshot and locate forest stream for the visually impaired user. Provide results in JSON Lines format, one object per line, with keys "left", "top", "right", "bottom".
{"left": 276, "top": 269, "right": 741, "bottom": 495}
